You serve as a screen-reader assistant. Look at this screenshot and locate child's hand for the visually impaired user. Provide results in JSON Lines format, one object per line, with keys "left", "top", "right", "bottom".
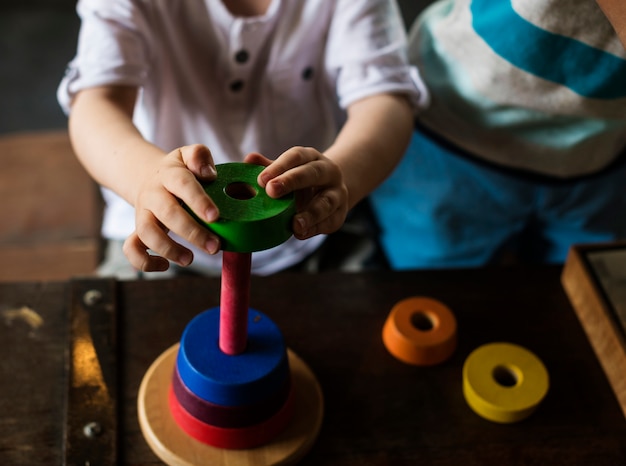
{"left": 123, "top": 144, "right": 221, "bottom": 272}
{"left": 245, "top": 148, "right": 349, "bottom": 240}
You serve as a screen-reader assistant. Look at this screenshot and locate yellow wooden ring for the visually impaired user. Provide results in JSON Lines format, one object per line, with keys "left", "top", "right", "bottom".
{"left": 463, "top": 342, "right": 549, "bottom": 423}
{"left": 382, "top": 297, "right": 457, "bottom": 366}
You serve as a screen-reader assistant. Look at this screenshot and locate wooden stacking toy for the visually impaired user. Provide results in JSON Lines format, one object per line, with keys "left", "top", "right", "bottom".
{"left": 138, "top": 163, "right": 324, "bottom": 465}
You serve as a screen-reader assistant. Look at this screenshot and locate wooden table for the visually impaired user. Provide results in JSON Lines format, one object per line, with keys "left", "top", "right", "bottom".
{"left": 1, "top": 266, "right": 625, "bottom": 465}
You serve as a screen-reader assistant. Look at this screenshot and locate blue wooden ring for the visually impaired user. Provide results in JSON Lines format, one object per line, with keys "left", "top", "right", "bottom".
{"left": 176, "top": 307, "right": 289, "bottom": 407}
{"left": 172, "top": 365, "right": 291, "bottom": 428}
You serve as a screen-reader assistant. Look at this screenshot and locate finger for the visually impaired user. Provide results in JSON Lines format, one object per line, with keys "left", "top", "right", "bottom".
{"left": 257, "top": 146, "right": 319, "bottom": 188}
{"left": 244, "top": 152, "right": 273, "bottom": 167}
{"left": 133, "top": 206, "right": 197, "bottom": 266}
{"left": 266, "top": 158, "right": 337, "bottom": 199}
{"left": 293, "top": 188, "right": 347, "bottom": 238}
{"left": 138, "top": 194, "right": 221, "bottom": 257}
{"left": 178, "top": 144, "right": 217, "bottom": 182}
{"left": 123, "top": 232, "right": 172, "bottom": 272}
{"left": 294, "top": 209, "right": 346, "bottom": 239}
{"left": 162, "top": 163, "right": 219, "bottom": 224}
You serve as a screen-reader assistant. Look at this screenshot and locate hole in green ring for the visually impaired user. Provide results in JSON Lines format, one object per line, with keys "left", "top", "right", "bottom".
{"left": 224, "top": 182, "right": 257, "bottom": 200}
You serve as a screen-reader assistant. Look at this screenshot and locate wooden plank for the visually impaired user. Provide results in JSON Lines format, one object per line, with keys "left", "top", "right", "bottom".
{"left": 64, "top": 278, "right": 119, "bottom": 466}
{"left": 561, "top": 242, "right": 626, "bottom": 419}
{"left": 0, "top": 131, "right": 103, "bottom": 281}
{"left": 0, "top": 131, "right": 102, "bottom": 243}
{"left": 0, "top": 240, "right": 100, "bottom": 282}
{"left": 0, "top": 281, "right": 69, "bottom": 466}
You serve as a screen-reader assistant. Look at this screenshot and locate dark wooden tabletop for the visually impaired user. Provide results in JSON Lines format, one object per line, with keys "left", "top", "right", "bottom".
{"left": 1, "top": 266, "right": 625, "bottom": 465}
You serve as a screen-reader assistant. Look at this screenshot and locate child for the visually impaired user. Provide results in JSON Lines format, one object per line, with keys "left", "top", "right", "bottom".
{"left": 371, "top": 0, "right": 626, "bottom": 269}
{"left": 58, "top": 0, "right": 426, "bottom": 277}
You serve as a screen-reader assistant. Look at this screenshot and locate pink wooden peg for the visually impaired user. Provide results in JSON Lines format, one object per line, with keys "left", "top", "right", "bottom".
{"left": 219, "top": 251, "right": 252, "bottom": 355}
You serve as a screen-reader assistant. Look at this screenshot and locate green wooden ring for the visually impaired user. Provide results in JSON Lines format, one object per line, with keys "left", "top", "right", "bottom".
{"left": 187, "top": 163, "right": 295, "bottom": 253}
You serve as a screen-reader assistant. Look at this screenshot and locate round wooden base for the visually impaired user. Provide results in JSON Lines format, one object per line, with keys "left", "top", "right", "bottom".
{"left": 138, "top": 344, "right": 324, "bottom": 466}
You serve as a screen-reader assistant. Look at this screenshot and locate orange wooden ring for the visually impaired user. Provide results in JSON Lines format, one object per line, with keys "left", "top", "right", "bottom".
{"left": 382, "top": 297, "right": 457, "bottom": 366}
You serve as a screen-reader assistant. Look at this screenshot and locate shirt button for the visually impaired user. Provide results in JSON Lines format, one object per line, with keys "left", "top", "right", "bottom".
{"left": 235, "top": 50, "right": 249, "bottom": 64}
{"left": 230, "top": 80, "right": 245, "bottom": 92}
{"left": 302, "top": 66, "right": 314, "bottom": 81}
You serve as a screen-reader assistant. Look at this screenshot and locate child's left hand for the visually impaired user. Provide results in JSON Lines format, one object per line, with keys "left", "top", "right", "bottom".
{"left": 244, "top": 148, "right": 349, "bottom": 240}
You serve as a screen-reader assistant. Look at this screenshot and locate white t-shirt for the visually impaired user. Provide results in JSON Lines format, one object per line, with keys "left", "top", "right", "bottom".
{"left": 58, "top": 0, "right": 426, "bottom": 274}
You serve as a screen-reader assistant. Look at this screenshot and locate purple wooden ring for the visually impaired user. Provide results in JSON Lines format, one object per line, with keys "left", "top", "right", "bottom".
{"left": 172, "top": 365, "right": 291, "bottom": 428}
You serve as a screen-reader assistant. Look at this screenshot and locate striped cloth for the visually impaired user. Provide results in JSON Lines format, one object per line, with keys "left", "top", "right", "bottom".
{"left": 410, "top": 0, "right": 626, "bottom": 177}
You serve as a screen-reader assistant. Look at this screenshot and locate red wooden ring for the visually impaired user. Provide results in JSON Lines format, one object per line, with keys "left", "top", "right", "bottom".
{"left": 172, "top": 365, "right": 291, "bottom": 428}
{"left": 169, "top": 381, "right": 295, "bottom": 449}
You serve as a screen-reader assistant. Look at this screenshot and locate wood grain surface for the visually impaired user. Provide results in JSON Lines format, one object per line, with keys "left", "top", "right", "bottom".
{"left": 561, "top": 243, "right": 626, "bottom": 419}
{"left": 1, "top": 266, "right": 626, "bottom": 465}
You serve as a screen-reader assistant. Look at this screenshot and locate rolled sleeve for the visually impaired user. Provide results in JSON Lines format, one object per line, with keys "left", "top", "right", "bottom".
{"left": 336, "top": 57, "right": 429, "bottom": 111}
{"left": 57, "top": 0, "right": 150, "bottom": 113}
{"left": 329, "top": 0, "right": 429, "bottom": 112}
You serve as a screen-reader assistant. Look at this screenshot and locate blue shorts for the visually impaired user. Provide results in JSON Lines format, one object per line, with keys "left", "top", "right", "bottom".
{"left": 370, "top": 127, "right": 626, "bottom": 269}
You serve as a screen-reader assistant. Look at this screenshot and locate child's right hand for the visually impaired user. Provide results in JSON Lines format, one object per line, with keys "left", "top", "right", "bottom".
{"left": 122, "top": 144, "right": 222, "bottom": 272}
